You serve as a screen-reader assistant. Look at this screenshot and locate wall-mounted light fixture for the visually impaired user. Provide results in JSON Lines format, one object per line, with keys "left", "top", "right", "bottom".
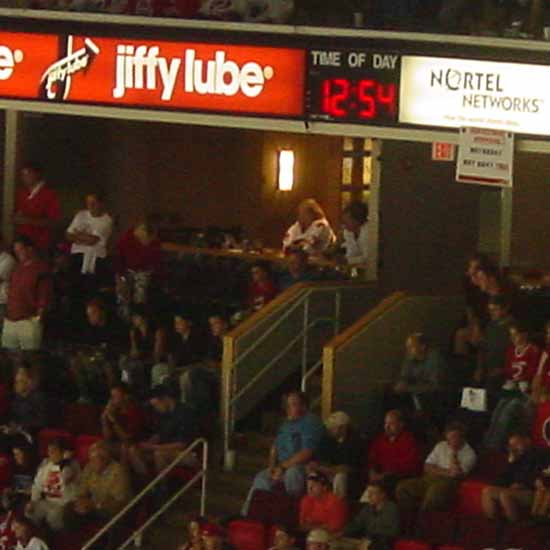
{"left": 277, "top": 149, "right": 295, "bottom": 191}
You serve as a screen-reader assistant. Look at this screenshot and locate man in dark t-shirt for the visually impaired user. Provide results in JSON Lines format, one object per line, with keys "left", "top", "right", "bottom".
{"left": 129, "top": 386, "right": 198, "bottom": 476}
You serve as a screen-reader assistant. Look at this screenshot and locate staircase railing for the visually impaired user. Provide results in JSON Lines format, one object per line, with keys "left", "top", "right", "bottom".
{"left": 221, "top": 282, "right": 379, "bottom": 462}
{"left": 81, "top": 438, "right": 208, "bottom": 550}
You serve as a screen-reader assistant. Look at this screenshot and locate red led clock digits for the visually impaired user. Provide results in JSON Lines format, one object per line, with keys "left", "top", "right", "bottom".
{"left": 321, "top": 78, "right": 349, "bottom": 117}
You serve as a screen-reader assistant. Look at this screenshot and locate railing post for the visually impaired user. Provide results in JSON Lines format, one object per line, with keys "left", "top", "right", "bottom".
{"left": 201, "top": 440, "right": 208, "bottom": 516}
{"left": 301, "top": 296, "right": 310, "bottom": 392}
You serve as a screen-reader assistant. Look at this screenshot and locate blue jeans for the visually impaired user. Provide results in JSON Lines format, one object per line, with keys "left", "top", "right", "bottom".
{"left": 484, "top": 394, "right": 531, "bottom": 450}
{"left": 241, "top": 465, "right": 306, "bottom": 516}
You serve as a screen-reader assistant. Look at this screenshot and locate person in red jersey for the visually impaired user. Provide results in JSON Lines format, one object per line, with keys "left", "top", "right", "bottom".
{"left": 532, "top": 321, "right": 550, "bottom": 404}
{"left": 484, "top": 322, "right": 541, "bottom": 450}
{"left": 248, "top": 263, "right": 278, "bottom": 312}
{"left": 13, "top": 163, "right": 60, "bottom": 253}
{"left": 366, "top": 410, "right": 423, "bottom": 492}
{"left": 1, "top": 236, "right": 52, "bottom": 351}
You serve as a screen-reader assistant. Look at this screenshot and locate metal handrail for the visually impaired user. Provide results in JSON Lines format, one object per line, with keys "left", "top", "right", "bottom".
{"left": 81, "top": 438, "right": 208, "bottom": 550}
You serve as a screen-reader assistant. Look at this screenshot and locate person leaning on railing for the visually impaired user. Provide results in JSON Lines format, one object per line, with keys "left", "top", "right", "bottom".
{"left": 241, "top": 391, "right": 325, "bottom": 516}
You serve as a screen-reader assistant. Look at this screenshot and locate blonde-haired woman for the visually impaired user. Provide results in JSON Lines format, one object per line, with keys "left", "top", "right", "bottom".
{"left": 283, "top": 199, "right": 335, "bottom": 256}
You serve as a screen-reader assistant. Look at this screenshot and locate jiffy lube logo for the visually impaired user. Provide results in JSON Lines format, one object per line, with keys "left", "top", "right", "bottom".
{"left": 113, "top": 46, "right": 275, "bottom": 100}
{"left": 0, "top": 45, "right": 23, "bottom": 80}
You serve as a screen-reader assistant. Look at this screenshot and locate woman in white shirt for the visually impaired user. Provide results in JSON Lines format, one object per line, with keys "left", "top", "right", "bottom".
{"left": 282, "top": 199, "right": 335, "bottom": 256}
{"left": 341, "top": 200, "right": 368, "bottom": 267}
{"left": 66, "top": 191, "right": 113, "bottom": 294}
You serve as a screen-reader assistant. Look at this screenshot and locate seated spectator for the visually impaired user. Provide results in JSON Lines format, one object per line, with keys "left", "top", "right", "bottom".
{"left": 168, "top": 312, "right": 206, "bottom": 368}
{"left": 477, "top": 263, "right": 506, "bottom": 299}
{"left": 200, "top": 522, "right": 229, "bottom": 550}
{"left": 101, "top": 383, "right": 146, "bottom": 462}
{"left": 63, "top": 441, "right": 132, "bottom": 531}
{"left": 268, "top": 525, "right": 299, "bottom": 550}
{"left": 299, "top": 471, "right": 348, "bottom": 534}
{"left": 389, "top": 333, "right": 447, "bottom": 420}
{"left": 8, "top": 444, "right": 36, "bottom": 505}
{"left": 305, "top": 528, "right": 329, "bottom": 550}
{"left": 282, "top": 199, "right": 336, "bottom": 257}
{"left": 206, "top": 314, "right": 229, "bottom": 364}
{"left": 311, "top": 411, "right": 361, "bottom": 498}
{"left": 532, "top": 320, "right": 550, "bottom": 403}
{"left": 484, "top": 322, "right": 541, "bottom": 450}
{"left": 80, "top": 298, "right": 125, "bottom": 349}
{"left": 119, "top": 305, "right": 167, "bottom": 395}
{"left": 482, "top": 433, "right": 545, "bottom": 523}
{"left": 279, "top": 249, "right": 317, "bottom": 291}
{"left": 242, "top": 391, "right": 325, "bottom": 516}
{"left": 128, "top": 386, "right": 198, "bottom": 478}
{"left": 12, "top": 515, "right": 49, "bottom": 550}
{"left": 396, "top": 422, "right": 476, "bottom": 513}
{"left": 248, "top": 263, "right": 278, "bottom": 312}
{"left": 0, "top": 507, "right": 16, "bottom": 550}
{"left": 2, "top": 369, "right": 47, "bottom": 449}
{"left": 178, "top": 516, "right": 205, "bottom": 550}
{"left": 366, "top": 410, "right": 423, "bottom": 491}
{"left": 341, "top": 200, "right": 368, "bottom": 267}
{"left": 474, "top": 296, "right": 515, "bottom": 400}
{"left": 532, "top": 466, "right": 550, "bottom": 520}
{"left": 342, "top": 480, "right": 400, "bottom": 550}
{"left": 26, "top": 439, "right": 80, "bottom": 531}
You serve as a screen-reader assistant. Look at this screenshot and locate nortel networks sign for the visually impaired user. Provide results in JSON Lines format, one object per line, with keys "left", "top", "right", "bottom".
{"left": 399, "top": 56, "right": 550, "bottom": 136}
{"left": 0, "top": 31, "right": 305, "bottom": 117}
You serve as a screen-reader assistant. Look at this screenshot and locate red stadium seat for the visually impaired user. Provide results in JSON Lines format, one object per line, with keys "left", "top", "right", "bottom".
{"left": 438, "top": 546, "right": 464, "bottom": 550}
{"left": 37, "top": 428, "right": 75, "bottom": 458}
{"left": 455, "top": 480, "right": 488, "bottom": 517}
{"left": 532, "top": 401, "right": 550, "bottom": 449}
{"left": 455, "top": 516, "right": 499, "bottom": 550}
{"left": 247, "top": 489, "right": 300, "bottom": 529}
{"left": 415, "top": 511, "right": 458, "bottom": 546}
{"left": 74, "top": 434, "right": 102, "bottom": 467}
{"left": 394, "top": 540, "right": 432, "bottom": 550}
{"left": 228, "top": 519, "right": 267, "bottom": 550}
{"left": 501, "top": 521, "right": 548, "bottom": 550}
{"left": 471, "top": 451, "right": 507, "bottom": 482}
{"left": 63, "top": 402, "right": 101, "bottom": 436}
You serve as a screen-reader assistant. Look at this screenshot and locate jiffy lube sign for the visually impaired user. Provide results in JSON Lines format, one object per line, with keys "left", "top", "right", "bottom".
{"left": 399, "top": 55, "right": 550, "bottom": 136}
{"left": 0, "top": 31, "right": 305, "bottom": 117}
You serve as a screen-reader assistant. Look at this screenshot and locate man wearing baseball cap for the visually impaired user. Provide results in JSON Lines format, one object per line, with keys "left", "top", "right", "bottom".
{"left": 299, "top": 471, "right": 348, "bottom": 534}
{"left": 306, "top": 528, "right": 330, "bottom": 550}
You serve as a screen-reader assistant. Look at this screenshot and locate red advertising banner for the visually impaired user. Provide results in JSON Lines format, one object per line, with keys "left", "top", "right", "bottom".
{"left": 0, "top": 31, "right": 305, "bottom": 117}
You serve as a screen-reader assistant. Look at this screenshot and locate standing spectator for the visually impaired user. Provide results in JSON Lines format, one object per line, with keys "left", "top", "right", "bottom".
{"left": 484, "top": 322, "right": 541, "bottom": 450}
{"left": 312, "top": 411, "right": 361, "bottom": 498}
{"left": 13, "top": 163, "right": 60, "bottom": 253}
{"left": 115, "top": 218, "right": 163, "bottom": 318}
{"left": 366, "top": 410, "right": 423, "bottom": 490}
{"left": 128, "top": 386, "right": 198, "bottom": 477}
{"left": 531, "top": 320, "right": 550, "bottom": 404}
{"left": 242, "top": 391, "right": 325, "bottom": 516}
{"left": 12, "top": 515, "right": 49, "bottom": 550}
{"left": 26, "top": 439, "right": 80, "bottom": 531}
{"left": 66, "top": 191, "right": 113, "bottom": 298}
{"left": 482, "top": 434, "right": 544, "bottom": 523}
{"left": 2, "top": 236, "right": 52, "bottom": 351}
{"left": 279, "top": 249, "right": 317, "bottom": 291}
{"left": 343, "top": 481, "right": 400, "bottom": 550}
{"left": 282, "top": 199, "right": 336, "bottom": 256}
{"left": 390, "top": 333, "right": 447, "bottom": 420}
{"left": 101, "top": 384, "right": 146, "bottom": 462}
{"left": 341, "top": 200, "right": 368, "bottom": 267}
{"left": 0, "top": 237, "right": 15, "bottom": 329}
{"left": 248, "top": 263, "right": 278, "bottom": 312}
{"left": 396, "top": 422, "right": 476, "bottom": 513}
{"left": 63, "top": 441, "right": 132, "bottom": 530}
{"left": 299, "top": 471, "right": 348, "bottom": 534}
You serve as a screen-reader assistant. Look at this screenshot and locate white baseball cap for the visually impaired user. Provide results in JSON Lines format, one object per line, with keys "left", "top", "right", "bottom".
{"left": 307, "top": 529, "right": 329, "bottom": 544}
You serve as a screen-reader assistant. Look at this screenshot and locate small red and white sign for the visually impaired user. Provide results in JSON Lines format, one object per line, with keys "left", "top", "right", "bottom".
{"left": 456, "top": 127, "right": 514, "bottom": 187}
{"left": 431, "top": 142, "right": 455, "bottom": 161}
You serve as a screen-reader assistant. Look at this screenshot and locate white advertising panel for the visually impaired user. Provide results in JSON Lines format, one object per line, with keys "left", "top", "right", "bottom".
{"left": 400, "top": 56, "right": 550, "bottom": 136}
{"left": 456, "top": 127, "right": 514, "bottom": 187}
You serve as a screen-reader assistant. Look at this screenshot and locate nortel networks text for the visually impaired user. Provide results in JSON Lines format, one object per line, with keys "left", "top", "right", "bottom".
{"left": 0, "top": 32, "right": 305, "bottom": 116}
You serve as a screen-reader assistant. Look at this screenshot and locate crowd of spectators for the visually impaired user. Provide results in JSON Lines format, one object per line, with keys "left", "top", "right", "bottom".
{"left": 4, "top": 0, "right": 550, "bottom": 40}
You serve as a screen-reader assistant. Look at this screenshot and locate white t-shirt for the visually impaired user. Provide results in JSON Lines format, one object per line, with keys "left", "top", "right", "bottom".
{"left": 425, "top": 440, "right": 477, "bottom": 475}
{"left": 343, "top": 223, "right": 368, "bottom": 266}
{"left": 67, "top": 210, "right": 113, "bottom": 273}
{"left": 16, "top": 537, "right": 49, "bottom": 550}
{"left": 282, "top": 218, "right": 336, "bottom": 255}
{"left": 0, "top": 251, "right": 15, "bottom": 305}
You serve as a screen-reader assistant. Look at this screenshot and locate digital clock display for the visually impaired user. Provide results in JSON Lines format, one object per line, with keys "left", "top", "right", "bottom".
{"left": 308, "top": 50, "right": 400, "bottom": 124}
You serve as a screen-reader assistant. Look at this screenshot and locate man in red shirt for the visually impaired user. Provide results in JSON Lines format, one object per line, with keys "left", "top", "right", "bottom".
{"left": 1, "top": 235, "right": 52, "bottom": 351}
{"left": 13, "top": 163, "right": 61, "bottom": 252}
{"left": 299, "top": 471, "right": 348, "bottom": 534}
{"left": 366, "top": 410, "right": 423, "bottom": 488}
